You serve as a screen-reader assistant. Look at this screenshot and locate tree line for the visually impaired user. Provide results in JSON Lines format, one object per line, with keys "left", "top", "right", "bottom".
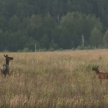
{"left": 0, "top": 0, "right": 108, "bottom": 51}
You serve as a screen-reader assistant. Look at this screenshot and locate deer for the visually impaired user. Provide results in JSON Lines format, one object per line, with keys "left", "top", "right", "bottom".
{"left": 1, "top": 55, "right": 13, "bottom": 77}
{"left": 92, "top": 66, "right": 108, "bottom": 84}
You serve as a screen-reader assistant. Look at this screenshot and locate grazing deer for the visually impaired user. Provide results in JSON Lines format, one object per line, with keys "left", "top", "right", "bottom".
{"left": 92, "top": 66, "right": 108, "bottom": 83}
{"left": 1, "top": 55, "right": 13, "bottom": 77}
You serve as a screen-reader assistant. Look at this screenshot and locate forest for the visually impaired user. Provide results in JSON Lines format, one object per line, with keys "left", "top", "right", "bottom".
{"left": 0, "top": 0, "right": 108, "bottom": 51}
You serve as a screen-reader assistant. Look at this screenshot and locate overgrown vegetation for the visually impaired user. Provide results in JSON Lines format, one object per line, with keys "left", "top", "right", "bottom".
{"left": 0, "top": 50, "right": 108, "bottom": 107}
{"left": 0, "top": 0, "right": 108, "bottom": 51}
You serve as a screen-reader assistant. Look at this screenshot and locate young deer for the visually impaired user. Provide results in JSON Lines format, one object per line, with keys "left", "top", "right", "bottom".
{"left": 92, "top": 66, "right": 108, "bottom": 83}
{"left": 1, "top": 55, "right": 13, "bottom": 77}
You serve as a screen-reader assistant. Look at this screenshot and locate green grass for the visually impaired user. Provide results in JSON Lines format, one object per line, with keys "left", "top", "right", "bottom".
{"left": 0, "top": 50, "right": 108, "bottom": 107}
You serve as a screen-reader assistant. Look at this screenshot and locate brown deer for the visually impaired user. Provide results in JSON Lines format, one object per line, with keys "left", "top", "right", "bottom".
{"left": 1, "top": 55, "right": 13, "bottom": 77}
{"left": 92, "top": 66, "right": 108, "bottom": 83}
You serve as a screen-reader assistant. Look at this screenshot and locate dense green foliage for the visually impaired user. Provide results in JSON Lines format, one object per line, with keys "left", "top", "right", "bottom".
{"left": 0, "top": 0, "right": 108, "bottom": 51}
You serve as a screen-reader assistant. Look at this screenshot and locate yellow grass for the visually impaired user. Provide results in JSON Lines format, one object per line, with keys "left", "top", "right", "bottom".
{"left": 0, "top": 49, "right": 108, "bottom": 107}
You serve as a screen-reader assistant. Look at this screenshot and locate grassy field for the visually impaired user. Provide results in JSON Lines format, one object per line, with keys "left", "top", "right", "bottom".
{"left": 1, "top": 50, "right": 108, "bottom": 108}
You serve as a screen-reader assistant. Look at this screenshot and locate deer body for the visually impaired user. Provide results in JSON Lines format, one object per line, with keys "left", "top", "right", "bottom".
{"left": 1, "top": 55, "right": 13, "bottom": 77}
{"left": 92, "top": 66, "right": 108, "bottom": 83}
{"left": 96, "top": 73, "right": 108, "bottom": 79}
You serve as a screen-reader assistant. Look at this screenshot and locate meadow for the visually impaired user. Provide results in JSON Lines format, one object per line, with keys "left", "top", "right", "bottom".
{"left": 0, "top": 50, "right": 108, "bottom": 108}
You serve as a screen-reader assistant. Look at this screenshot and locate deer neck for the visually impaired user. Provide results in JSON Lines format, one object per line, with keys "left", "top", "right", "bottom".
{"left": 95, "top": 70, "right": 100, "bottom": 74}
{"left": 6, "top": 59, "right": 9, "bottom": 65}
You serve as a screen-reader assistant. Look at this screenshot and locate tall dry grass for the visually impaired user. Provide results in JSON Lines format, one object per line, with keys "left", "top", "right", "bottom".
{"left": 0, "top": 50, "right": 108, "bottom": 107}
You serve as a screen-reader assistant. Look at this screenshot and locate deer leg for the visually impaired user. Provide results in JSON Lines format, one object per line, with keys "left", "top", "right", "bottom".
{"left": 7, "top": 71, "right": 10, "bottom": 76}
{"left": 3, "top": 73, "right": 6, "bottom": 77}
{"left": 0, "top": 73, "right": 4, "bottom": 77}
{"left": 1, "top": 70, "right": 6, "bottom": 77}
{"left": 100, "top": 79, "right": 102, "bottom": 84}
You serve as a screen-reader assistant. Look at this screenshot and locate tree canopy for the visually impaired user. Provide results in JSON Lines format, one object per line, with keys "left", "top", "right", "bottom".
{"left": 0, "top": 0, "right": 108, "bottom": 51}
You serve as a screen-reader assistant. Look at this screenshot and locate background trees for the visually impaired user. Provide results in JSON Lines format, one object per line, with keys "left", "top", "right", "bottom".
{"left": 0, "top": 0, "right": 108, "bottom": 51}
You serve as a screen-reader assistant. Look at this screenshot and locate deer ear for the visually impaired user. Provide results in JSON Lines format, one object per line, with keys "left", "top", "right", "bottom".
{"left": 4, "top": 55, "right": 8, "bottom": 57}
